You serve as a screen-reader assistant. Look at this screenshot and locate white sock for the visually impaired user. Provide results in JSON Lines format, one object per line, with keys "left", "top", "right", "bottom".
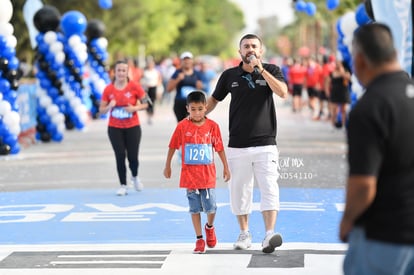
{"left": 266, "top": 230, "right": 274, "bottom": 236}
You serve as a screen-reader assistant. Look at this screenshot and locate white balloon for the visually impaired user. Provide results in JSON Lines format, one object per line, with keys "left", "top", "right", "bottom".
{"left": 76, "top": 51, "right": 88, "bottom": 63}
{"left": 36, "top": 87, "right": 47, "bottom": 97}
{"left": 5, "top": 34, "right": 17, "bottom": 48}
{"left": 55, "top": 51, "right": 65, "bottom": 64}
{"left": 75, "top": 104, "right": 87, "bottom": 114}
{"left": 68, "top": 35, "right": 81, "bottom": 47}
{"left": 51, "top": 113, "right": 65, "bottom": 125}
{"left": 50, "top": 41, "right": 63, "bottom": 53}
{"left": 97, "top": 79, "right": 107, "bottom": 92}
{"left": 57, "top": 123, "right": 65, "bottom": 134}
{"left": 46, "top": 104, "right": 59, "bottom": 116}
{"left": 340, "top": 11, "right": 358, "bottom": 39}
{"left": 79, "top": 111, "right": 89, "bottom": 124}
{"left": 0, "top": 0, "right": 13, "bottom": 23}
{"left": 3, "top": 111, "right": 20, "bottom": 127}
{"left": 9, "top": 124, "right": 21, "bottom": 136}
{"left": 0, "top": 100, "right": 11, "bottom": 116}
{"left": 39, "top": 95, "right": 52, "bottom": 107}
{"left": 0, "top": 22, "right": 13, "bottom": 36}
{"left": 44, "top": 31, "right": 57, "bottom": 44}
{"left": 70, "top": 97, "right": 82, "bottom": 107}
{"left": 0, "top": 92, "right": 3, "bottom": 101}
{"left": 96, "top": 37, "right": 108, "bottom": 49}
{"left": 76, "top": 43, "right": 87, "bottom": 52}
{"left": 343, "top": 35, "right": 353, "bottom": 53}
{"left": 351, "top": 74, "right": 365, "bottom": 99}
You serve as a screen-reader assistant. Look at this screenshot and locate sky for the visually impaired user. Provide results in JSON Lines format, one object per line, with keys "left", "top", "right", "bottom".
{"left": 230, "top": 0, "right": 295, "bottom": 32}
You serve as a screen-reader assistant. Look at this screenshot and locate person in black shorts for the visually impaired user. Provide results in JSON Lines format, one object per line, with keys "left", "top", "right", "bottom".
{"left": 327, "top": 60, "right": 351, "bottom": 128}
{"left": 340, "top": 23, "right": 414, "bottom": 274}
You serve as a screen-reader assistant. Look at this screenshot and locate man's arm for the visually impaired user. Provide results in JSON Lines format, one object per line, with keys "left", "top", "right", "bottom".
{"left": 261, "top": 69, "right": 288, "bottom": 99}
{"left": 339, "top": 175, "right": 377, "bottom": 242}
{"left": 206, "top": 96, "right": 219, "bottom": 114}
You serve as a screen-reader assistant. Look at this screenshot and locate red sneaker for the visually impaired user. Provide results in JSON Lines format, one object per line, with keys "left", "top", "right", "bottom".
{"left": 205, "top": 224, "right": 217, "bottom": 248}
{"left": 193, "top": 239, "right": 206, "bottom": 254}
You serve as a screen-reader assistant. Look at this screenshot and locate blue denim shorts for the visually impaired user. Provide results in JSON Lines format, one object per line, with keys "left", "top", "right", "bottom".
{"left": 186, "top": 188, "right": 217, "bottom": 214}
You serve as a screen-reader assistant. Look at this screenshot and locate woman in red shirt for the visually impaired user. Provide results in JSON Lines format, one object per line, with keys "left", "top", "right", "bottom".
{"left": 99, "top": 60, "right": 148, "bottom": 196}
{"left": 288, "top": 58, "right": 306, "bottom": 112}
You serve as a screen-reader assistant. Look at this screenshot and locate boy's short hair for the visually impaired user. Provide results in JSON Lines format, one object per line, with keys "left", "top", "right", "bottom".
{"left": 186, "top": 90, "right": 207, "bottom": 105}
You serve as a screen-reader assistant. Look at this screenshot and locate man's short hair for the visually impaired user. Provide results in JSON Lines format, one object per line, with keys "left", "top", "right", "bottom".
{"left": 353, "top": 23, "right": 396, "bottom": 66}
{"left": 239, "top": 34, "right": 263, "bottom": 47}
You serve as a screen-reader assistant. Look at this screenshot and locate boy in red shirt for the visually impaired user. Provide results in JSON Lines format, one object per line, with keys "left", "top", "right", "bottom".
{"left": 164, "top": 90, "right": 231, "bottom": 254}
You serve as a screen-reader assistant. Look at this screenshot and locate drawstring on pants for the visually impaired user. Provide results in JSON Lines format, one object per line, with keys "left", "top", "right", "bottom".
{"left": 195, "top": 189, "right": 210, "bottom": 199}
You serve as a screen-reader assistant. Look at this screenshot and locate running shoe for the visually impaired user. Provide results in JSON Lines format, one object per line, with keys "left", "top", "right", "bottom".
{"left": 205, "top": 224, "right": 217, "bottom": 248}
{"left": 116, "top": 186, "right": 127, "bottom": 196}
{"left": 131, "top": 177, "right": 143, "bottom": 191}
{"left": 262, "top": 233, "right": 283, "bottom": 253}
{"left": 233, "top": 232, "right": 252, "bottom": 250}
{"left": 193, "top": 239, "right": 206, "bottom": 254}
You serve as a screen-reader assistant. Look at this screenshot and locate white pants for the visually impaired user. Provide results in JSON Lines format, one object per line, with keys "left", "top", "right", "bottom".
{"left": 227, "top": 145, "right": 280, "bottom": 215}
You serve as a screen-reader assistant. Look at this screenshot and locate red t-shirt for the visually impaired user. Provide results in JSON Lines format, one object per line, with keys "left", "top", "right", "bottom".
{"left": 168, "top": 118, "right": 225, "bottom": 189}
{"left": 102, "top": 81, "right": 146, "bottom": 128}
{"left": 289, "top": 64, "right": 306, "bottom": 85}
{"left": 306, "top": 63, "right": 322, "bottom": 88}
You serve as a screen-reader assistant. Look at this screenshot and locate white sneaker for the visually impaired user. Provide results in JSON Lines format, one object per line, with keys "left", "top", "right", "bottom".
{"left": 233, "top": 232, "right": 252, "bottom": 250}
{"left": 262, "top": 233, "right": 283, "bottom": 253}
{"left": 116, "top": 186, "right": 128, "bottom": 196}
{"left": 131, "top": 177, "right": 143, "bottom": 191}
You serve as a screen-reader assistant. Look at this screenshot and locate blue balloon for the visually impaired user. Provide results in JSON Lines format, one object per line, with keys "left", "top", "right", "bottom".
{"left": 355, "top": 3, "right": 371, "bottom": 26}
{"left": 37, "top": 42, "right": 49, "bottom": 54}
{"left": 99, "top": 0, "right": 112, "bottom": 10}
{"left": 35, "top": 33, "right": 44, "bottom": 44}
{"left": 10, "top": 143, "right": 20, "bottom": 154}
{"left": 0, "top": 35, "right": 6, "bottom": 50}
{"left": 40, "top": 77, "right": 51, "bottom": 89}
{"left": 0, "top": 78, "right": 10, "bottom": 91}
{"left": 1, "top": 46, "right": 15, "bottom": 60}
{"left": 295, "top": 0, "right": 307, "bottom": 12}
{"left": 4, "top": 134, "right": 18, "bottom": 147}
{"left": 0, "top": 121, "right": 8, "bottom": 136}
{"left": 48, "top": 87, "right": 59, "bottom": 99}
{"left": 8, "top": 56, "right": 20, "bottom": 70}
{"left": 46, "top": 122, "right": 58, "bottom": 136}
{"left": 306, "top": 2, "right": 317, "bottom": 16}
{"left": 60, "top": 11, "right": 87, "bottom": 36}
{"left": 39, "top": 113, "right": 50, "bottom": 125}
{"left": 342, "top": 49, "right": 351, "bottom": 63}
{"left": 336, "top": 19, "right": 344, "bottom": 38}
{"left": 326, "top": 0, "right": 340, "bottom": 10}
{"left": 52, "top": 132, "right": 63, "bottom": 142}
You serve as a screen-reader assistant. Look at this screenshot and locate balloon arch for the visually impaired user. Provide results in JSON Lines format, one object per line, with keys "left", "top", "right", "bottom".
{"left": 0, "top": 0, "right": 111, "bottom": 155}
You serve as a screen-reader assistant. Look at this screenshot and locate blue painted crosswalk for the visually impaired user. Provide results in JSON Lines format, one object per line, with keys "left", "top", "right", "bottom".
{"left": 0, "top": 187, "right": 344, "bottom": 245}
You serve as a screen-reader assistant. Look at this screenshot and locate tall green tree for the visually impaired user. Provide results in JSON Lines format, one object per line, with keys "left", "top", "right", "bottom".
{"left": 169, "top": 0, "right": 244, "bottom": 57}
{"left": 10, "top": 0, "right": 244, "bottom": 61}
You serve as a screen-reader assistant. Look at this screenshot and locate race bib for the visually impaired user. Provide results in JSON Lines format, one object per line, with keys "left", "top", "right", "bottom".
{"left": 184, "top": 144, "right": 213, "bottom": 165}
{"left": 111, "top": 107, "right": 132, "bottom": 119}
{"left": 181, "top": 86, "right": 196, "bottom": 99}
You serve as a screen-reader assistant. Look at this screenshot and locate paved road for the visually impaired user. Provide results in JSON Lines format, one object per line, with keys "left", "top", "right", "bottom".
{"left": 0, "top": 96, "right": 347, "bottom": 191}
{"left": 0, "top": 96, "right": 348, "bottom": 274}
